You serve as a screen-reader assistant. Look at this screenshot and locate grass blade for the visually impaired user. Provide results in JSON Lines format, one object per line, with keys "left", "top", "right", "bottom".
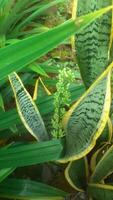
{"left": 0, "top": 178, "right": 67, "bottom": 200}
{"left": 0, "top": 139, "right": 64, "bottom": 169}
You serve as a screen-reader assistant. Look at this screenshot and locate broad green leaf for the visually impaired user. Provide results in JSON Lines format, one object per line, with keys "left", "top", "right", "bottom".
{"left": 0, "top": 139, "right": 64, "bottom": 169}
{"left": 0, "top": 178, "right": 67, "bottom": 200}
{"left": 9, "top": 72, "right": 49, "bottom": 141}
{"left": 75, "top": 0, "right": 112, "bottom": 88}
{"left": 88, "top": 183, "right": 113, "bottom": 200}
{"left": 0, "top": 6, "right": 112, "bottom": 80}
{"left": 59, "top": 62, "right": 113, "bottom": 163}
{"left": 65, "top": 157, "right": 88, "bottom": 191}
{"left": 91, "top": 144, "right": 113, "bottom": 183}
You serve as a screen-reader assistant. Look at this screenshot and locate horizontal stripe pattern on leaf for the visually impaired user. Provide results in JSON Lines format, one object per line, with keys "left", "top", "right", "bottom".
{"left": 9, "top": 72, "right": 49, "bottom": 141}
{"left": 59, "top": 64, "right": 112, "bottom": 163}
{"left": 76, "top": 0, "right": 112, "bottom": 88}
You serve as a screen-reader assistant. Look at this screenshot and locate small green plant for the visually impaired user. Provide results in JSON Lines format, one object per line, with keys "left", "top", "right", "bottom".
{"left": 51, "top": 67, "right": 75, "bottom": 138}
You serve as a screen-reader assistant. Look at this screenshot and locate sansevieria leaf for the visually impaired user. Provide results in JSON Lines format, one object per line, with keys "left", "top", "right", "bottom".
{"left": 75, "top": 0, "right": 112, "bottom": 88}
{"left": 9, "top": 72, "right": 49, "bottom": 141}
{"left": 59, "top": 62, "right": 113, "bottom": 163}
{"left": 0, "top": 6, "right": 112, "bottom": 80}
{"left": 65, "top": 157, "right": 88, "bottom": 192}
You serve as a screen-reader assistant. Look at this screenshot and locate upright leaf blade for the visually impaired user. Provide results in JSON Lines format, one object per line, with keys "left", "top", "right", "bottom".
{"left": 9, "top": 72, "right": 49, "bottom": 141}
{"left": 59, "top": 63, "right": 113, "bottom": 163}
{"left": 76, "top": 0, "right": 112, "bottom": 88}
{"left": 65, "top": 157, "right": 88, "bottom": 191}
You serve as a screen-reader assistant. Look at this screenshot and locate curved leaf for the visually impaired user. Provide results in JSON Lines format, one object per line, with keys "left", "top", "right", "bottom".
{"left": 9, "top": 72, "right": 49, "bottom": 141}
{"left": 91, "top": 144, "right": 113, "bottom": 183}
{"left": 65, "top": 157, "right": 88, "bottom": 191}
{"left": 59, "top": 63, "right": 113, "bottom": 163}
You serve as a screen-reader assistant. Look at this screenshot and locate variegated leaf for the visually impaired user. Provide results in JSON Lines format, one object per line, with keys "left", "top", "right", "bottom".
{"left": 9, "top": 72, "right": 49, "bottom": 141}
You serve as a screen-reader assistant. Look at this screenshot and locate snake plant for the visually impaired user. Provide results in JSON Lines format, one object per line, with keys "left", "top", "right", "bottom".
{"left": 63, "top": 1, "right": 113, "bottom": 199}
{"left": 0, "top": 0, "right": 113, "bottom": 199}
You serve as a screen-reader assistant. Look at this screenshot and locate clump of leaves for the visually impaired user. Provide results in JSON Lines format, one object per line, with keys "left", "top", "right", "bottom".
{"left": 0, "top": 1, "right": 112, "bottom": 199}
{"left": 51, "top": 67, "right": 75, "bottom": 138}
